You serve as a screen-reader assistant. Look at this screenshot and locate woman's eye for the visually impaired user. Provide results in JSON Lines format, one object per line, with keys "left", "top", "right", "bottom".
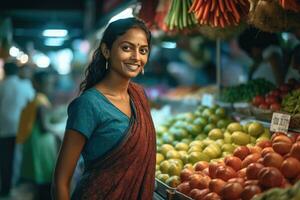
{"left": 122, "top": 46, "right": 131, "bottom": 51}
{"left": 140, "top": 48, "right": 149, "bottom": 55}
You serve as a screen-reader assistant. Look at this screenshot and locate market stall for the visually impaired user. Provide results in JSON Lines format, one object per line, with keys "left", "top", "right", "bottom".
{"left": 136, "top": 0, "right": 300, "bottom": 199}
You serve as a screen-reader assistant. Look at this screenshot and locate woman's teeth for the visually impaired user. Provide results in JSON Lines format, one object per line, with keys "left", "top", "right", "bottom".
{"left": 126, "top": 64, "right": 139, "bottom": 71}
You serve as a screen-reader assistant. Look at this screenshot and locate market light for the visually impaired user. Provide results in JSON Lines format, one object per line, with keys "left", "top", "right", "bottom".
{"left": 42, "top": 29, "right": 68, "bottom": 37}
{"left": 109, "top": 7, "right": 133, "bottom": 23}
{"left": 33, "top": 53, "right": 50, "bottom": 68}
{"left": 44, "top": 38, "right": 65, "bottom": 46}
{"left": 20, "top": 54, "right": 29, "bottom": 64}
{"left": 161, "top": 41, "right": 177, "bottom": 49}
{"left": 9, "top": 46, "right": 19, "bottom": 57}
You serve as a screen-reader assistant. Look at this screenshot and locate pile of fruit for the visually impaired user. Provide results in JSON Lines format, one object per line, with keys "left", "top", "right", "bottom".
{"left": 174, "top": 132, "right": 300, "bottom": 200}
{"left": 155, "top": 106, "right": 271, "bottom": 188}
{"left": 251, "top": 79, "right": 300, "bottom": 112}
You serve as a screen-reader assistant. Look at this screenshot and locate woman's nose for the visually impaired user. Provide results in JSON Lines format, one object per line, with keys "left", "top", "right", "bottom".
{"left": 130, "top": 49, "right": 140, "bottom": 60}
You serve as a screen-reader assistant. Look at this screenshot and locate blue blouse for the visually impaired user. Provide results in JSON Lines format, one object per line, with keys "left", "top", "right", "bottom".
{"left": 66, "top": 87, "right": 135, "bottom": 166}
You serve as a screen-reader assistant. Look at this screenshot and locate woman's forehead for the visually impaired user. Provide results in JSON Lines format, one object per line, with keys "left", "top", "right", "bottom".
{"left": 116, "top": 28, "right": 148, "bottom": 46}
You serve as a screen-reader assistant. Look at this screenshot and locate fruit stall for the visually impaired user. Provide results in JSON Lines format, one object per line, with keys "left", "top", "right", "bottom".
{"left": 135, "top": 0, "right": 300, "bottom": 199}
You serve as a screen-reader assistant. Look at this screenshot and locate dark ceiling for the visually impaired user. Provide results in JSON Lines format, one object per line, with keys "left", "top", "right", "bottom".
{"left": 0, "top": 0, "right": 104, "bottom": 52}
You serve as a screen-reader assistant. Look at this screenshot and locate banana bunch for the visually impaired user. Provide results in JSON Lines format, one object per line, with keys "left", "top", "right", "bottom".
{"left": 189, "top": 0, "right": 250, "bottom": 28}
{"left": 165, "top": 0, "right": 197, "bottom": 30}
{"left": 281, "top": 89, "right": 300, "bottom": 115}
{"left": 278, "top": 0, "right": 300, "bottom": 12}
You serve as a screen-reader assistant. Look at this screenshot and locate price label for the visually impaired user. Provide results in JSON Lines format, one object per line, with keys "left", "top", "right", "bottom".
{"left": 270, "top": 112, "right": 291, "bottom": 133}
{"left": 201, "top": 93, "right": 214, "bottom": 107}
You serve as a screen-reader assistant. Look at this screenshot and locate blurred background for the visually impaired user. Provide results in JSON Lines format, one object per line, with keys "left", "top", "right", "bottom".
{"left": 0, "top": 0, "right": 300, "bottom": 199}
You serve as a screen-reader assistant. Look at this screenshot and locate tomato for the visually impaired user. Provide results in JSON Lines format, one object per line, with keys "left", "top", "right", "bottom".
{"left": 252, "top": 95, "right": 265, "bottom": 106}
{"left": 259, "top": 103, "right": 269, "bottom": 110}
{"left": 270, "top": 103, "right": 281, "bottom": 112}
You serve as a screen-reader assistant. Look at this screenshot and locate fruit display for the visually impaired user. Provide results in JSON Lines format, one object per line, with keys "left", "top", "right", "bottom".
{"left": 173, "top": 132, "right": 300, "bottom": 200}
{"left": 219, "top": 78, "right": 275, "bottom": 103}
{"left": 251, "top": 79, "right": 300, "bottom": 112}
{"left": 249, "top": 80, "right": 300, "bottom": 127}
{"left": 189, "top": 0, "right": 250, "bottom": 28}
{"left": 155, "top": 104, "right": 271, "bottom": 189}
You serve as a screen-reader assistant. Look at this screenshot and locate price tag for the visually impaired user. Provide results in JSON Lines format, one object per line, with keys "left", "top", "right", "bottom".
{"left": 270, "top": 112, "right": 291, "bottom": 133}
{"left": 201, "top": 93, "right": 214, "bottom": 107}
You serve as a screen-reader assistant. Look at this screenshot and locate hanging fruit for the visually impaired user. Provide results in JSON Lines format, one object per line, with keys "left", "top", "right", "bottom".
{"left": 164, "top": 0, "right": 197, "bottom": 30}
{"left": 278, "top": 0, "right": 300, "bottom": 12}
{"left": 189, "top": 0, "right": 250, "bottom": 28}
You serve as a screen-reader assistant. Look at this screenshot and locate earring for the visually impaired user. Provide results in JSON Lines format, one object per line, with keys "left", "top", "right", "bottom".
{"left": 105, "top": 61, "right": 108, "bottom": 70}
{"left": 141, "top": 68, "right": 144, "bottom": 75}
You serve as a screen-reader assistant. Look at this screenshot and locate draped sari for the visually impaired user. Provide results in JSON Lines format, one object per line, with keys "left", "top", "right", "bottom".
{"left": 71, "top": 82, "right": 156, "bottom": 200}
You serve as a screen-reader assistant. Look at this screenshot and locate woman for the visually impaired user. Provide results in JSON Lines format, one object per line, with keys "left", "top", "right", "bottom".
{"left": 52, "top": 18, "right": 156, "bottom": 200}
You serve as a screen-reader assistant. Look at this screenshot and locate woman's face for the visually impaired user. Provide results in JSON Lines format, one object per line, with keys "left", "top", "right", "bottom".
{"left": 108, "top": 27, "right": 149, "bottom": 79}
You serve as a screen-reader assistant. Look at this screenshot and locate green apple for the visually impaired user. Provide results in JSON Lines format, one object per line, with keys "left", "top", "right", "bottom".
{"left": 215, "top": 139, "right": 224, "bottom": 147}
{"left": 195, "top": 134, "right": 206, "bottom": 141}
{"left": 231, "top": 131, "right": 251, "bottom": 145}
{"left": 203, "top": 144, "right": 221, "bottom": 159}
{"left": 188, "top": 145, "right": 203, "bottom": 153}
{"left": 259, "top": 128, "right": 271, "bottom": 138}
{"left": 202, "top": 139, "right": 214, "bottom": 148}
{"left": 187, "top": 151, "right": 210, "bottom": 164}
{"left": 250, "top": 136, "right": 256, "bottom": 144}
{"left": 248, "top": 122, "right": 264, "bottom": 137}
{"left": 215, "top": 107, "right": 226, "bottom": 118}
{"left": 223, "top": 131, "right": 232, "bottom": 143}
{"left": 175, "top": 142, "right": 189, "bottom": 151}
{"left": 227, "top": 122, "right": 243, "bottom": 133}
{"left": 204, "top": 123, "right": 216, "bottom": 134}
{"left": 193, "top": 117, "right": 208, "bottom": 127}
{"left": 208, "top": 128, "right": 224, "bottom": 140}
{"left": 222, "top": 143, "right": 235, "bottom": 153}
{"left": 189, "top": 140, "right": 203, "bottom": 148}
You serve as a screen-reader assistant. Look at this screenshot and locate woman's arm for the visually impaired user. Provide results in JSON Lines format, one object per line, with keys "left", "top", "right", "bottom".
{"left": 52, "top": 129, "right": 86, "bottom": 200}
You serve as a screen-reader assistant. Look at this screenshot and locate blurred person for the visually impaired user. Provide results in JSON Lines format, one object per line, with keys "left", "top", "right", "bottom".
{"left": 16, "top": 70, "right": 57, "bottom": 200}
{"left": 0, "top": 62, "right": 35, "bottom": 197}
{"left": 285, "top": 44, "right": 300, "bottom": 81}
{"left": 52, "top": 18, "right": 156, "bottom": 200}
{"left": 13, "top": 64, "right": 36, "bottom": 186}
{"left": 238, "top": 27, "right": 285, "bottom": 86}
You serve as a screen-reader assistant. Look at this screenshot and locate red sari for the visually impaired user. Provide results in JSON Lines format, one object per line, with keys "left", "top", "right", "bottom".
{"left": 71, "top": 83, "right": 156, "bottom": 200}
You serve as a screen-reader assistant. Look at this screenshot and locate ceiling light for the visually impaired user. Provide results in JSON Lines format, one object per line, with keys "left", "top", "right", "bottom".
{"left": 9, "top": 46, "right": 19, "bottom": 57}
{"left": 42, "top": 29, "right": 68, "bottom": 37}
{"left": 44, "top": 38, "right": 65, "bottom": 46}
{"left": 161, "top": 42, "right": 177, "bottom": 49}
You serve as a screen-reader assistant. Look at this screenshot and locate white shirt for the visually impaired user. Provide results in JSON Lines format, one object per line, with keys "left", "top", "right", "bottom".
{"left": 252, "top": 45, "right": 283, "bottom": 85}
{"left": 0, "top": 75, "right": 35, "bottom": 137}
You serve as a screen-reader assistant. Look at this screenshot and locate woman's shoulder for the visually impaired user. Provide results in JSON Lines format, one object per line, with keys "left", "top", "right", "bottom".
{"left": 69, "top": 88, "right": 100, "bottom": 107}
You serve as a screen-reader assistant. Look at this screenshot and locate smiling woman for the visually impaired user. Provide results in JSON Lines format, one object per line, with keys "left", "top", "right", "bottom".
{"left": 52, "top": 18, "right": 156, "bottom": 200}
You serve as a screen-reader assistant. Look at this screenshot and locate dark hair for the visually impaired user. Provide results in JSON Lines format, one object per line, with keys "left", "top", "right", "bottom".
{"left": 4, "top": 62, "right": 19, "bottom": 76}
{"left": 238, "top": 27, "right": 279, "bottom": 56}
{"left": 79, "top": 17, "right": 152, "bottom": 92}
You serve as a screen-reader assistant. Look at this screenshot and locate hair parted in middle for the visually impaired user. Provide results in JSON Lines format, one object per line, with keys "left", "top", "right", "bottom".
{"left": 79, "top": 17, "right": 152, "bottom": 93}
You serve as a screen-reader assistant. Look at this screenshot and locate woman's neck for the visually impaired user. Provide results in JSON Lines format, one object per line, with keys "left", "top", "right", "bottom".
{"left": 96, "top": 75, "right": 130, "bottom": 98}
